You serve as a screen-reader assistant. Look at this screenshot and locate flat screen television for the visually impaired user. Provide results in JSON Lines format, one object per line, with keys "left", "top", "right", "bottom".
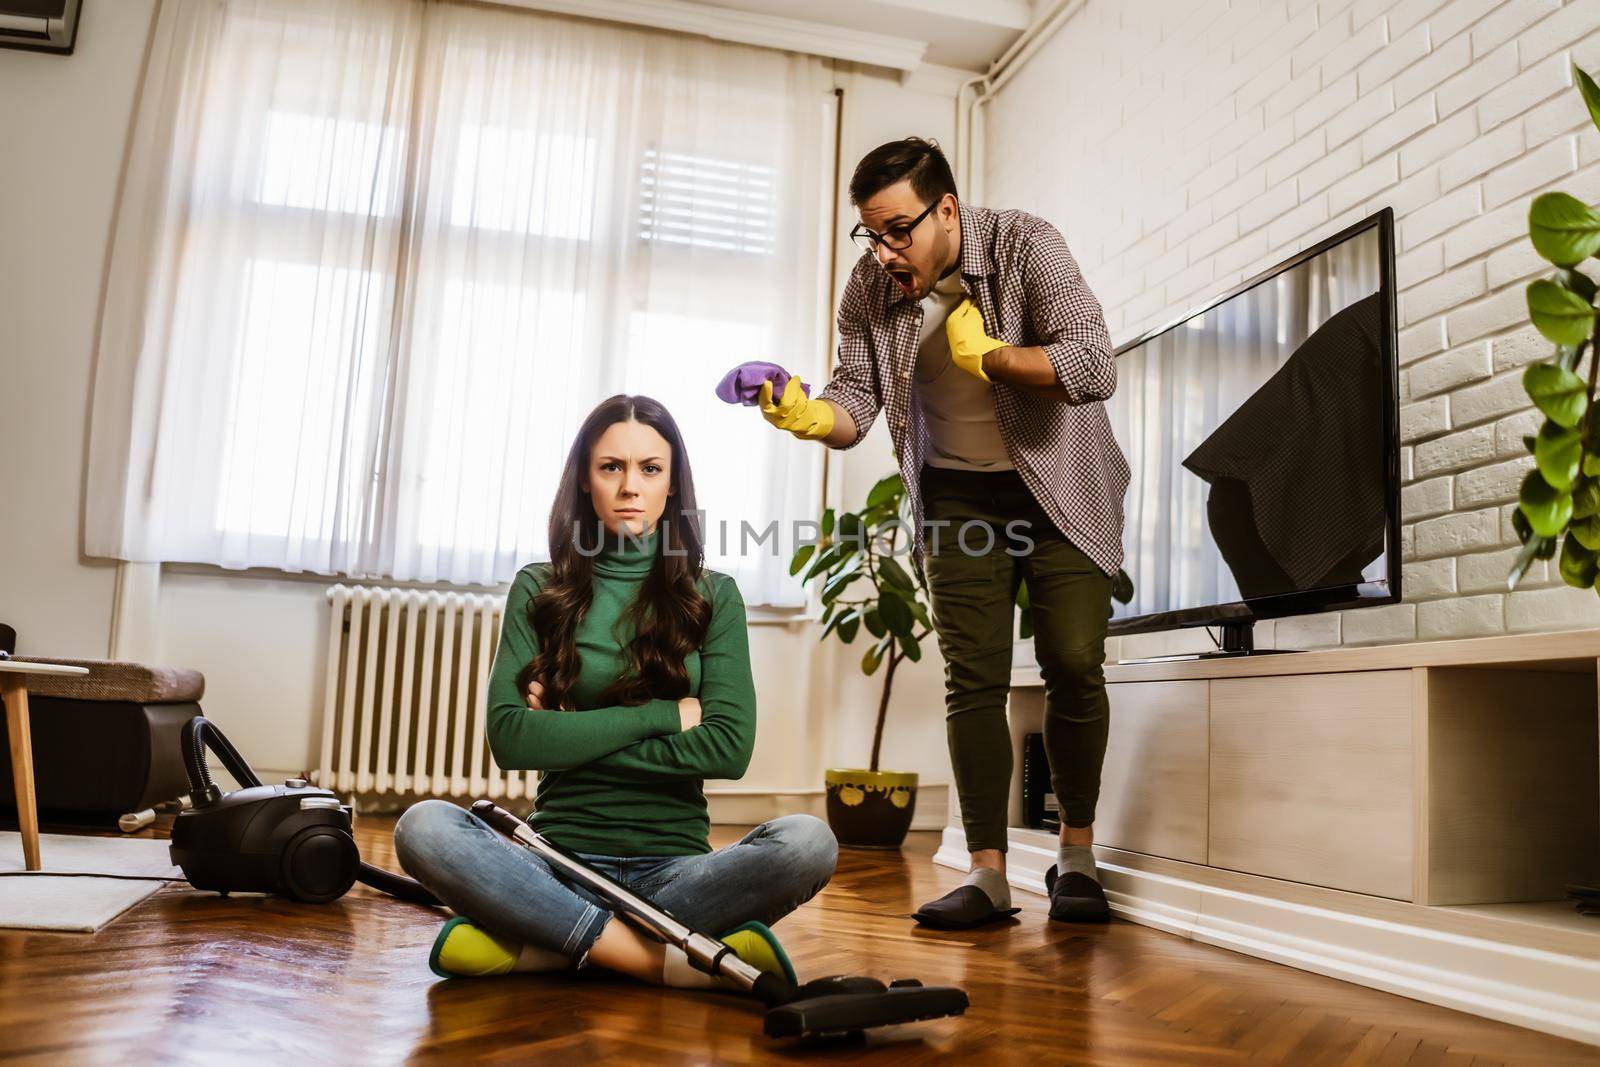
{"left": 1106, "top": 207, "right": 1400, "bottom": 654}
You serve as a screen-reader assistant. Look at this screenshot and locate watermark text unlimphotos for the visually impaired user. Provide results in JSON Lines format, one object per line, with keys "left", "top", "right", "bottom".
{"left": 574, "top": 512, "right": 1039, "bottom": 558}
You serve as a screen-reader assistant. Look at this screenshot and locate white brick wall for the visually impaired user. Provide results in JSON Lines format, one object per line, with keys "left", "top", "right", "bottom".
{"left": 986, "top": 0, "right": 1600, "bottom": 648}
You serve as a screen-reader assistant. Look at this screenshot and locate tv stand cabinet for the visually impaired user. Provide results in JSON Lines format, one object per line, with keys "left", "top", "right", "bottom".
{"left": 936, "top": 629, "right": 1600, "bottom": 1045}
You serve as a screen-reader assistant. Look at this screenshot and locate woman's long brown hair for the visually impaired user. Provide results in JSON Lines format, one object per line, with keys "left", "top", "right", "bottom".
{"left": 516, "top": 395, "right": 710, "bottom": 711}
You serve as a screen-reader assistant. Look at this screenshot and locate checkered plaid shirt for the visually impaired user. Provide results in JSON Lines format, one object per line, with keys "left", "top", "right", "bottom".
{"left": 818, "top": 203, "right": 1130, "bottom": 576}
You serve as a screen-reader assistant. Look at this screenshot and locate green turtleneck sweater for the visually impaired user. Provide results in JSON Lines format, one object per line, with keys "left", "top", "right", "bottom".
{"left": 485, "top": 528, "right": 756, "bottom": 857}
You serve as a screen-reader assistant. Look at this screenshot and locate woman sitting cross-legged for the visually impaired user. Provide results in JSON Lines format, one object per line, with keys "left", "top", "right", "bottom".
{"left": 395, "top": 394, "right": 837, "bottom": 988}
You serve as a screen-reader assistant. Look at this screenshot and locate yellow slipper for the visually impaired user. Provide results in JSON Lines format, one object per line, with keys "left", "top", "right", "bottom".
{"left": 429, "top": 916, "right": 521, "bottom": 978}
{"left": 717, "top": 921, "right": 797, "bottom": 986}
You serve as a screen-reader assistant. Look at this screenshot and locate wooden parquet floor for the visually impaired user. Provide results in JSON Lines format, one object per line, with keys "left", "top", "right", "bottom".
{"left": 0, "top": 818, "right": 1596, "bottom": 1066}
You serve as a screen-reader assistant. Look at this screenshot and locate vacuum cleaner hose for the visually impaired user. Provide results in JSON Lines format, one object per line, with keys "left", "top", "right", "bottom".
{"left": 354, "top": 858, "right": 440, "bottom": 906}
{"left": 182, "top": 715, "right": 263, "bottom": 800}
{"left": 180, "top": 716, "right": 440, "bottom": 907}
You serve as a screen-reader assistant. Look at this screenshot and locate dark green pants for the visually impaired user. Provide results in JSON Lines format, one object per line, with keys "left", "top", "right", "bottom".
{"left": 920, "top": 465, "right": 1112, "bottom": 853}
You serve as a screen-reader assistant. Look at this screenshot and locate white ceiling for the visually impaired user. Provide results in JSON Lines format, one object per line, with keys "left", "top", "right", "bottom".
{"left": 691, "top": 0, "right": 1034, "bottom": 72}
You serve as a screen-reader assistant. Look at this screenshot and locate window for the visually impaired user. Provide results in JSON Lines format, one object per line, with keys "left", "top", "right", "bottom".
{"left": 638, "top": 148, "right": 778, "bottom": 255}
{"left": 88, "top": 0, "right": 836, "bottom": 605}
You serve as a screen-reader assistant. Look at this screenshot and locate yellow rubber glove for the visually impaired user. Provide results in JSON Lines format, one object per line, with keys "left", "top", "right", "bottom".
{"left": 945, "top": 299, "right": 1007, "bottom": 382}
{"left": 759, "top": 375, "right": 834, "bottom": 441}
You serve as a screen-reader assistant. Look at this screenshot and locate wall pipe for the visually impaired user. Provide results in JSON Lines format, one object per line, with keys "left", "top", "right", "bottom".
{"left": 955, "top": 0, "right": 1088, "bottom": 204}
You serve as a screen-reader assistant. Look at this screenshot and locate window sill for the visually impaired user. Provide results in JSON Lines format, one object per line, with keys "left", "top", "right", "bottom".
{"left": 154, "top": 561, "right": 817, "bottom": 623}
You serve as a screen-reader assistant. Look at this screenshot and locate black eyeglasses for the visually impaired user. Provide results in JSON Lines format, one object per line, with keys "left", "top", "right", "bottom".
{"left": 850, "top": 200, "right": 940, "bottom": 254}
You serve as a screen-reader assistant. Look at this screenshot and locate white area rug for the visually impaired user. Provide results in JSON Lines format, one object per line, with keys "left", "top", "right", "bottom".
{"left": 0, "top": 832, "right": 180, "bottom": 932}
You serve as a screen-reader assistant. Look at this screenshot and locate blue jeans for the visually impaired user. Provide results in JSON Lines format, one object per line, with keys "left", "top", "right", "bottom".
{"left": 393, "top": 800, "right": 838, "bottom": 966}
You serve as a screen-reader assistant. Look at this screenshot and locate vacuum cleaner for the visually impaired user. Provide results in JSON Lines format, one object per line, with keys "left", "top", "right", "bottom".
{"left": 169, "top": 717, "right": 439, "bottom": 905}
{"left": 468, "top": 799, "right": 970, "bottom": 1040}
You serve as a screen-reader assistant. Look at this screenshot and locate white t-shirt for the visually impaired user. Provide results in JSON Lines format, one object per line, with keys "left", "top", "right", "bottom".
{"left": 914, "top": 271, "right": 1013, "bottom": 471}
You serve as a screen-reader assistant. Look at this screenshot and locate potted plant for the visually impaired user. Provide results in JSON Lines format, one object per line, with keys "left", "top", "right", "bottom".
{"left": 790, "top": 472, "right": 930, "bottom": 849}
{"left": 1508, "top": 64, "right": 1600, "bottom": 593}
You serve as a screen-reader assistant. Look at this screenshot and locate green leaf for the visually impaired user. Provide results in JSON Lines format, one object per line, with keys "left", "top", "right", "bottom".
{"left": 1572, "top": 477, "right": 1600, "bottom": 520}
{"left": 1529, "top": 192, "right": 1600, "bottom": 267}
{"left": 1527, "top": 279, "right": 1598, "bottom": 347}
{"left": 1587, "top": 395, "right": 1600, "bottom": 450}
{"left": 863, "top": 608, "right": 886, "bottom": 638}
{"left": 1554, "top": 267, "right": 1599, "bottom": 304}
{"left": 899, "top": 633, "right": 922, "bottom": 663}
{"left": 865, "top": 473, "right": 904, "bottom": 510}
{"left": 1523, "top": 434, "right": 1539, "bottom": 455}
{"left": 1576, "top": 63, "right": 1600, "bottom": 138}
{"left": 1018, "top": 605, "right": 1034, "bottom": 640}
{"left": 862, "top": 633, "right": 893, "bottom": 676}
{"left": 820, "top": 508, "right": 835, "bottom": 538}
{"left": 1520, "top": 471, "right": 1575, "bottom": 537}
{"left": 908, "top": 597, "right": 932, "bottom": 631}
{"left": 822, "top": 607, "right": 860, "bottom": 643}
{"left": 878, "top": 591, "right": 915, "bottom": 638}
{"left": 1015, "top": 581, "right": 1030, "bottom": 610}
{"left": 1508, "top": 533, "right": 1545, "bottom": 590}
{"left": 838, "top": 612, "right": 861, "bottom": 643}
{"left": 1560, "top": 343, "right": 1587, "bottom": 373}
{"left": 877, "top": 555, "right": 915, "bottom": 592}
{"left": 802, "top": 543, "right": 842, "bottom": 583}
{"left": 1572, "top": 513, "right": 1600, "bottom": 551}
{"left": 1539, "top": 532, "right": 1560, "bottom": 560}
{"left": 1112, "top": 568, "right": 1135, "bottom": 605}
{"left": 1523, "top": 362, "right": 1590, "bottom": 428}
{"left": 1512, "top": 506, "right": 1534, "bottom": 544}
{"left": 838, "top": 511, "right": 861, "bottom": 541}
{"left": 788, "top": 543, "right": 816, "bottom": 577}
{"left": 819, "top": 607, "right": 847, "bottom": 641}
{"left": 1536, "top": 420, "right": 1584, "bottom": 490}
{"left": 1560, "top": 532, "right": 1599, "bottom": 588}
{"left": 821, "top": 566, "right": 862, "bottom": 605}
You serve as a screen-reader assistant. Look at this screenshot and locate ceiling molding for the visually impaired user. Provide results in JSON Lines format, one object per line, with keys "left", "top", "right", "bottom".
{"left": 866, "top": 0, "right": 1031, "bottom": 31}
{"left": 493, "top": 0, "right": 930, "bottom": 71}
{"left": 900, "top": 62, "right": 984, "bottom": 98}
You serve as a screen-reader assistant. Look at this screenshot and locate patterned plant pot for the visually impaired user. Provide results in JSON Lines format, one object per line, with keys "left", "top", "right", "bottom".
{"left": 824, "top": 768, "right": 918, "bottom": 849}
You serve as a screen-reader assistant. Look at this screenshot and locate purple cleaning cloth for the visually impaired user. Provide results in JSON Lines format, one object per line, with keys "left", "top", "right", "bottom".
{"left": 715, "top": 361, "right": 811, "bottom": 406}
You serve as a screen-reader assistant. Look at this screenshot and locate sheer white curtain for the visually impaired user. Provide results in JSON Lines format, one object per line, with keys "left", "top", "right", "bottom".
{"left": 1109, "top": 228, "right": 1382, "bottom": 617}
{"left": 86, "top": 0, "right": 833, "bottom": 605}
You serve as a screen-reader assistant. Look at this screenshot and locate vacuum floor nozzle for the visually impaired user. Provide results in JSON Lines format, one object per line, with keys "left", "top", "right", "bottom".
{"left": 763, "top": 976, "right": 969, "bottom": 1039}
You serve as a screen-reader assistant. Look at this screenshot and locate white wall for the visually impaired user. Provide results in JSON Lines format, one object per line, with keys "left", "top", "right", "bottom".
{"left": 0, "top": 0, "right": 152, "bottom": 655}
{"left": 986, "top": 0, "right": 1600, "bottom": 658}
{"left": 0, "top": 1, "right": 960, "bottom": 820}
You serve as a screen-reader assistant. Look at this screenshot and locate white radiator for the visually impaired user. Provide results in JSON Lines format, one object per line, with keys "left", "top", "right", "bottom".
{"left": 316, "top": 585, "right": 530, "bottom": 800}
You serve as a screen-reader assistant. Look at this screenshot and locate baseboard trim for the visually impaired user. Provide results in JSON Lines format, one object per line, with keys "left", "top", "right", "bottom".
{"left": 933, "top": 828, "right": 1600, "bottom": 1047}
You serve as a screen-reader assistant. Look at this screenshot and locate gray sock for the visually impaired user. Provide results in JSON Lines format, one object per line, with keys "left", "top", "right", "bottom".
{"left": 1056, "top": 844, "right": 1098, "bottom": 884}
{"left": 963, "top": 866, "right": 1011, "bottom": 909}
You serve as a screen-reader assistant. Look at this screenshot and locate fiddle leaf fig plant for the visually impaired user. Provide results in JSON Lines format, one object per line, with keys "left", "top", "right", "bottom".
{"left": 793, "top": 471, "right": 1134, "bottom": 771}
{"left": 790, "top": 473, "right": 933, "bottom": 773}
{"left": 1508, "top": 64, "right": 1600, "bottom": 591}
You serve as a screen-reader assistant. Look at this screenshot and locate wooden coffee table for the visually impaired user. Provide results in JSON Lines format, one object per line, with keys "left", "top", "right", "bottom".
{"left": 0, "top": 660, "right": 90, "bottom": 870}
